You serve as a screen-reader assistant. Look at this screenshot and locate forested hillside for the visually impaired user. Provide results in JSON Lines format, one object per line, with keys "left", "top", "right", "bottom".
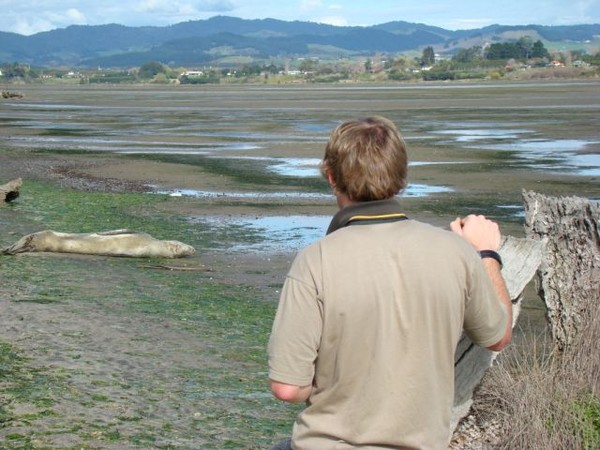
{"left": 0, "top": 16, "right": 598, "bottom": 68}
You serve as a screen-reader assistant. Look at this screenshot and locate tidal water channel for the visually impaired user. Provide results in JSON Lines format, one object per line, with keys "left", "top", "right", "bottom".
{"left": 1, "top": 81, "right": 599, "bottom": 253}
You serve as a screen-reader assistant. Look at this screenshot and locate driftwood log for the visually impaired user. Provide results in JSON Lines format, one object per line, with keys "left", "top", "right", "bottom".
{"left": 523, "top": 190, "right": 600, "bottom": 351}
{"left": 451, "top": 235, "right": 544, "bottom": 431}
{"left": 0, "top": 177, "right": 22, "bottom": 203}
{"left": 1, "top": 90, "right": 24, "bottom": 99}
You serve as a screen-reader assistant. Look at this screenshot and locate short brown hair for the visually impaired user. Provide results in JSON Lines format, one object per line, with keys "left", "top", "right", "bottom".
{"left": 321, "top": 116, "right": 408, "bottom": 202}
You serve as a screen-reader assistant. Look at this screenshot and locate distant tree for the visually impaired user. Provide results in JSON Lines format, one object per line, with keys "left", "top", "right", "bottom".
{"left": 152, "top": 73, "right": 169, "bottom": 84}
{"left": 422, "top": 61, "right": 455, "bottom": 80}
{"left": 581, "top": 49, "right": 600, "bottom": 66}
{"left": 299, "top": 59, "right": 319, "bottom": 73}
{"left": 385, "top": 56, "right": 407, "bottom": 70}
{"left": 316, "top": 64, "right": 335, "bottom": 75}
{"left": 265, "top": 63, "right": 281, "bottom": 74}
{"left": 388, "top": 69, "right": 413, "bottom": 81}
{"left": 485, "top": 42, "right": 518, "bottom": 60}
{"left": 485, "top": 39, "right": 549, "bottom": 61}
{"left": 517, "top": 37, "right": 534, "bottom": 59}
{"left": 385, "top": 56, "right": 413, "bottom": 80}
{"left": 1, "top": 62, "right": 32, "bottom": 80}
{"left": 532, "top": 40, "right": 550, "bottom": 59}
{"left": 138, "top": 61, "right": 166, "bottom": 79}
{"left": 452, "top": 46, "right": 483, "bottom": 63}
{"left": 235, "top": 64, "right": 262, "bottom": 77}
{"left": 421, "top": 46, "right": 435, "bottom": 66}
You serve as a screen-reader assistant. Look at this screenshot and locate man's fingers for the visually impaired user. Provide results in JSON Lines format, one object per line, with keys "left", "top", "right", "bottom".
{"left": 450, "top": 217, "right": 463, "bottom": 234}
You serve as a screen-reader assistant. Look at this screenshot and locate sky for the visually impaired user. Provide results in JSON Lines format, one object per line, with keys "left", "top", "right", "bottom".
{"left": 2, "top": 0, "right": 599, "bottom": 36}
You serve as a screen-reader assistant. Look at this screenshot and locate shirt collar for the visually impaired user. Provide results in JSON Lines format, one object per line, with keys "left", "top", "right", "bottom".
{"left": 326, "top": 199, "right": 408, "bottom": 235}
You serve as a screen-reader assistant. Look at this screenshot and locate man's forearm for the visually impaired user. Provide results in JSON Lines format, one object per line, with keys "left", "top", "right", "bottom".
{"left": 482, "top": 258, "right": 513, "bottom": 351}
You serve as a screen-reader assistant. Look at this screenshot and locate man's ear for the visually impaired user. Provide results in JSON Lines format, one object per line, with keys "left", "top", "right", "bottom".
{"left": 326, "top": 170, "right": 336, "bottom": 190}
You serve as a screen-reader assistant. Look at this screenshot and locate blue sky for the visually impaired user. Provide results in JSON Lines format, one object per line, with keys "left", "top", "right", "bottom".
{"left": 2, "top": 0, "right": 599, "bottom": 35}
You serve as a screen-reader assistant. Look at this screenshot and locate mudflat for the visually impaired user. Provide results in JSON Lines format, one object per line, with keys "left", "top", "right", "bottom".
{"left": 0, "top": 80, "right": 598, "bottom": 449}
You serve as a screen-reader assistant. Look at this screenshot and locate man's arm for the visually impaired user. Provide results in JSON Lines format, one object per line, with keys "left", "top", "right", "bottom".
{"left": 450, "top": 214, "right": 512, "bottom": 352}
{"left": 480, "top": 258, "right": 512, "bottom": 351}
{"left": 270, "top": 380, "right": 312, "bottom": 403}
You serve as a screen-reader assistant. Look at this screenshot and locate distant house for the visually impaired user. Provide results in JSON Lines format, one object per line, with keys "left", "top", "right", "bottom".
{"left": 182, "top": 70, "right": 204, "bottom": 77}
{"left": 572, "top": 60, "right": 590, "bottom": 67}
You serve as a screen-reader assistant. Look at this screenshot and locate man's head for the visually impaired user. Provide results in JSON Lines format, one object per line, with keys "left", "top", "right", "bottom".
{"left": 321, "top": 116, "right": 408, "bottom": 202}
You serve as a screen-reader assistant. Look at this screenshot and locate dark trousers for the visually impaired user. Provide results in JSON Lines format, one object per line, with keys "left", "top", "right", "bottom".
{"left": 270, "top": 438, "right": 292, "bottom": 450}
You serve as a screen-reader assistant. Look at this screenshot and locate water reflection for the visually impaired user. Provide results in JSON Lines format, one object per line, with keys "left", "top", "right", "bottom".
{"left": 269, "top": 158, "right": 322, "bottom": 177}
{"left": 157, "top": 183, "right": 452, "bottom": 200}
{"left": 496, "top": 205, "right": 526, "bottom": 218}
{"left": 161, "top": 189, "right": 331, "bottom": 200}
{"left": 294, "top": 122, "right": 335, "bottom": 133}
{"left": 193, "top": 215, "right": 331, "bottom": 253}
{"left": 471, "top": 138, "right": 600, "bottom": 176}
{"left": 193, "top": 201, "right": 528, "bottom": 254}
{"left": 482, "top": 138, "right": 592, "bottom": 152}
{"left": 432, "top": 128, "right": 534, "bottom": 142}
{"left": 6, "top": 135, "right": 261, "bottom": 153}
{"left": 266, "top": 158, "right": 462, "bottom": 177}
{"left": 432, "top": 125, "right": 600, "bottom": 176}
{"left": 195, "top": 202, "right": 527, "bottom": 254}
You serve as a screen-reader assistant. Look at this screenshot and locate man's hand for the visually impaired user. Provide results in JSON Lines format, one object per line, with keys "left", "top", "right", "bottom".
{"left": 451, "top": 214, "right": 512, "bottom": 351}
{"left": 450, "top": 214, "right": 501, "bottom": 251}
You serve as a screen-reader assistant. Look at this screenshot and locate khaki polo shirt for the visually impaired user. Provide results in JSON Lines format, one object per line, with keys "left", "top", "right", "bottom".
{"left": 268, "top": 219, "right": 506, "bottom": 450}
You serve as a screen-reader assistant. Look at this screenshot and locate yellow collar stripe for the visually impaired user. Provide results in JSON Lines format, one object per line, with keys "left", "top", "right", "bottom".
{"left": 348, "top": 213, "right": 407, "bottom": 222}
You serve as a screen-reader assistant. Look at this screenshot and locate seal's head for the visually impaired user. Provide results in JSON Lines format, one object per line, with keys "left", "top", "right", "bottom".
{"left": 167, "top": 240, "right": 196, "bottom": 258}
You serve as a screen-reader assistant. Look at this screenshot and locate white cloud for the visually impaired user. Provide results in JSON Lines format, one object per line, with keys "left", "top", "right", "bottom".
{"left": 65, "top": 8, "right": 86, "bottom": 22}
{"left": 449, "top": 18, "right": 495, "bottom": 30}
{"left": 13, "top": 18, "right": 54, "bottom": 35}
{"left": 552, "top": 0, "right": 599, "bottom": 24}
{"left": 137, "top": 0, "right": 162, "bottom": 12}
{"left": 318, "top": 15, "right": 348, "bottom": 26}
{"left": 0, "top": 0, "right": 598, "bottom": 35}
{"left": 300, "top": 0, "right": 323, "bottom": 10}
{"left": 300, "top": 1, "right": 349, "bottom": 25}
{"left": 134, "top": 0, "right": 235, "bottom": 20}
{"left": 47, "top": 8, "right": 87, "bottom": 26}
{"left": 9, "top": 7, "right": 87, "bottom": 35}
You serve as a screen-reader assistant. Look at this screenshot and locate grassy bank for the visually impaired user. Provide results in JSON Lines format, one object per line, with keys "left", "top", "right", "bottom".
{"left": 475, "top": 305, "right": 600, "bottom": 449}
{"left": 0, "top": 180, "right": 301, "bottom": 449}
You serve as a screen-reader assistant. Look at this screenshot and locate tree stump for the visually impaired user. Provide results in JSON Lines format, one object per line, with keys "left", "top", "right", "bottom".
{"left": 0, "top": 177, "right": 22, "bottom": 203}
{"left": 451, "top": 235, "right": 544, "bottom": 430}
{"left": 523, "top": 190, "right": 600, "bottom": 351}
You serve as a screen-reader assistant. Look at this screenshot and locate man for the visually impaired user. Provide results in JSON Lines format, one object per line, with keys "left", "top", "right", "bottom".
{"left": 268, "top": 116, "right": 512, "bottom": 450}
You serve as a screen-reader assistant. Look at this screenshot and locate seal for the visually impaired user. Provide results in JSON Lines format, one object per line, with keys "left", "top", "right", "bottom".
{"left": 2, "top": 229, "right": 196, "bottom": 258}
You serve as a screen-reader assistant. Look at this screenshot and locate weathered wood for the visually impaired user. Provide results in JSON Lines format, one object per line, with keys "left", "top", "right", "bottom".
{"left": 523, "top": 190, "right": 600, "bottom": 351}
{"left": 1, "top": 90, "right": 24, "bottom": 99}
{"left": 451, "top": 235, "right": 544, "bottom": 430}
{"left": 0, "top": 177, "right": 22, "bottom": 203}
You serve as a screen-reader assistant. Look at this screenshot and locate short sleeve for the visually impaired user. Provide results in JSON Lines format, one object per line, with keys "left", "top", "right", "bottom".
{"left": 268, "top": 247, "right": 323, "bottom": 386}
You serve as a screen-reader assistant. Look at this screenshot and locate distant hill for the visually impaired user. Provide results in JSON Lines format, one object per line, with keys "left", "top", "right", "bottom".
{"left": 0, "top": 16, "right": 598, "bottom": 68}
